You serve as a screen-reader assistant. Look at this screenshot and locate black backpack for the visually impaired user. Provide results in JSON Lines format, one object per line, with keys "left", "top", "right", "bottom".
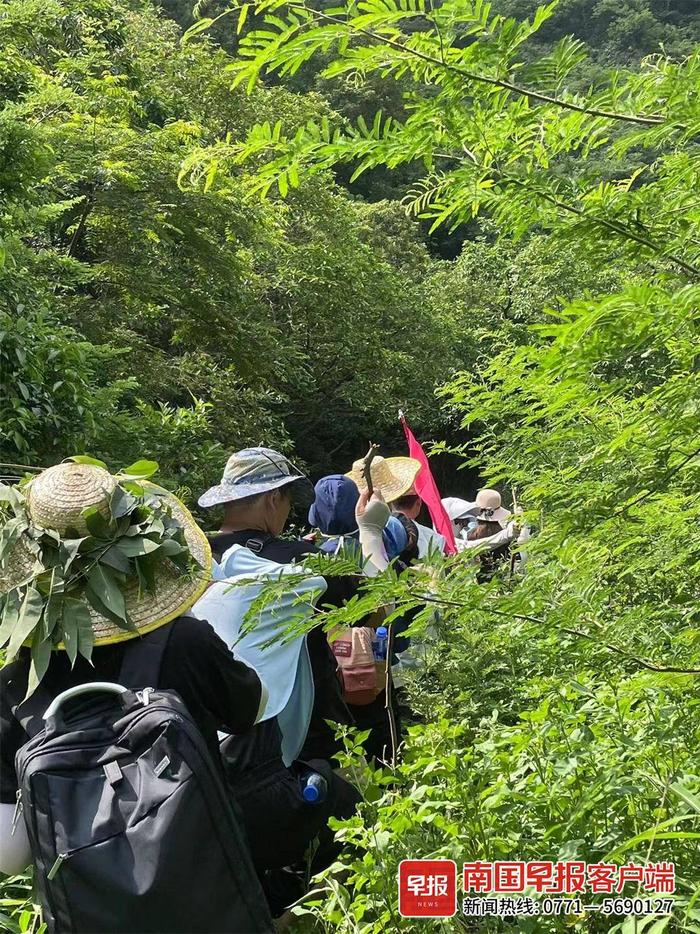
{"left": 12, "top": 626, "right": 273, "bottom": 934}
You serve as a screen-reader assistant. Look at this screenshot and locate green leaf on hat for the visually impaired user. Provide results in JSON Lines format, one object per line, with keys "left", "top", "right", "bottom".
{"left": 122, "top": 480, "right": 145, "bottom": 496}
{"left": 82, "top": 506, "right": 113, "bottom": 539}
{"left": 158, "top": 539, "right": 187, "bottom": 557}
{"left": 44, "top": 592, "right": 63, "bottom": 641}
{"left": 62, "top": 612, "right": 78, "bottom": 666}
{"left": 118, "top": 536, "right": 161, "bottom": 557}
{"left": 85, "top": 564, "right": 130, "bottom": 626}
{"left": 121, "top": 460, "right": 158, "bottom": 481}
{"left": 61, "top": 597, "right": 95, "bottom": 664}
{"left": 75, "top": 602, "right": 95, "bottom": 663}
{"left": 6, "top": 586, "right": 43, "bottom": 661}
{"left": 0, "top": 591, "right": 20, "bottom": 650}
{"left": 67, "top": 455, "right": 108, "bottom": 469}
{"left": 100, "top": 544, "right": 132, "bottom": 574}
{"left": 0, "top": 483, "right": 22, "bottom": 511}
{"left": 110, "top": 486, "right": 137, "bottom": 519}
{"left": 26, "top": 631, "right": 52, "bottom": 699}
{"left": 136, "top": 553, "right": 157, "bottom": 594}
{"left": 59, "top": 537, "right": 86, "bottom": 570}
{"left": 0, "top": 515, "right": 27, "bottom": 564}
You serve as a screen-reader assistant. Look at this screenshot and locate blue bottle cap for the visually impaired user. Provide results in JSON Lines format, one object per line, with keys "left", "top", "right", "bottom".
{"left": 376, "top": 626, "right": 388, "bottom": 638}
{"left": 303, "top": 783, "right": 320, "bottom": 802}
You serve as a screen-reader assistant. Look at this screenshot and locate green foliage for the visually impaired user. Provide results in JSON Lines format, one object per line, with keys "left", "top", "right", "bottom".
{"left": 0, "top": 0, "right": 476, "bottom": 498}
{"left": 0, "top": 873, "right": 44, "bottom": 934}
{"left": 202, "top": 1, "right": 700, "bottom": 929}
{"left": 199, "top": 0, "right": 699, "bottom": 278}
{"left": 2, "top": 0, "right": 700, "bottom": 929}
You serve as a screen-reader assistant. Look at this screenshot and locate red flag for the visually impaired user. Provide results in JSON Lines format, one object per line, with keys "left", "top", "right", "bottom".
{"left": 400, "top": 413, "right": 457, "bottom": 555}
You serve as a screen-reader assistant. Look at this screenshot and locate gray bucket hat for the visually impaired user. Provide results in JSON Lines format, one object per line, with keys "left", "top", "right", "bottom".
{"left": 198, "top": 447, "right": 313, "bottom": 509}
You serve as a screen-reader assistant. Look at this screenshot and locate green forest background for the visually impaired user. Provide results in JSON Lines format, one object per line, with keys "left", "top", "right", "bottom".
{"left": 4, "top": 0, "right": 696, "bottom": 502}
{"left": 2, "top": 1, "right": 700, "bottom": 932}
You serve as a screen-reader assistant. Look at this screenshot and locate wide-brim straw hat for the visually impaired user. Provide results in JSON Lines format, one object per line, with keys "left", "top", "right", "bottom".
{"left": 0, "top": 463, "right": 211, "bottom": 647}
{"left": 346, "top": 456, "right": 421, "bottom": 503}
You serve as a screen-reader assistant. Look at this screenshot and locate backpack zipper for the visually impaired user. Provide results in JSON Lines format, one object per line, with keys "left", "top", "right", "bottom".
{"left": 46, "top": 853, "right": 67, "bottom": 881}
{"left": 11, "top": 789, "right": 23, "bottom": 835}
{"left": 47, "top": 827, "right": 126, "bottom": 881}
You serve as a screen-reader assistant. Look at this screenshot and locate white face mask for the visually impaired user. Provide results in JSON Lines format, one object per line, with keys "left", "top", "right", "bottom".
{"left": 459, "top": 520, "right": 477, "bottom": 540}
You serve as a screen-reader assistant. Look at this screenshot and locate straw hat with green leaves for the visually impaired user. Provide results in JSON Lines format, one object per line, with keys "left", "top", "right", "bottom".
{"left": 0, "top": 457, "right": 211, "bottom": 696}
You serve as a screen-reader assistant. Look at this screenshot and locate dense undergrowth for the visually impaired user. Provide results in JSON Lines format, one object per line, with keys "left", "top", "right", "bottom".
{"left": 2, "top": 0, "right": 700, "bottom": 930}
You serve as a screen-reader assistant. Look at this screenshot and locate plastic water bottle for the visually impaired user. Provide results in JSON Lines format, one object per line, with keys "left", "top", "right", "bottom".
{"left": 301, "top": 772, "right": 328, "bottom": 804}
{"left": 373, "top": 626, "right": 388, "bottom": 661}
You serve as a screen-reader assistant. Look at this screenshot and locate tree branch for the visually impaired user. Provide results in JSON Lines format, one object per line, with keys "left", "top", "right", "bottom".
{"left": 292, "top": 4, "right": 668, "bottom": 127}
{"left": 408, "top": 591, "right": 700, "bottom": 674}
{"left": 430, "top": 153, "right": 700, "bottom": 278}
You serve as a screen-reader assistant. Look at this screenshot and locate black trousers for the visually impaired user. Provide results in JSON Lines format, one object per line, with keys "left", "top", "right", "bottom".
{"left": 231, "top": 759, "right": 358, "bottom": 869}
{"left": 230, "top": 759, "right": 361, "bottom": 916}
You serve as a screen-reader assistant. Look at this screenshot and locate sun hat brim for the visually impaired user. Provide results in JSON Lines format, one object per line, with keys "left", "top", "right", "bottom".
{"left": 1, "top": 482, "right": 212, "bottom": 648}
{"left": 442, "top": 497, "right": 477, "bottom": 521}
{"left": 346, "top": 457, "right": 421, "bottom": 503}
{"left": 470, "top": 505, "right": 510, "bottom": 527}
{"left": 198, "top": 474, "right": 313, "bottom": 510}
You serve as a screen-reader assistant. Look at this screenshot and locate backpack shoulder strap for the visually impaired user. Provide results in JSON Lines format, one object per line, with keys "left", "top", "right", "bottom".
{"left": 119, "top": 622, "right": 174, "bottom": 691}
{"left": 243, "top": 533, "right": 274, "bottom": 554}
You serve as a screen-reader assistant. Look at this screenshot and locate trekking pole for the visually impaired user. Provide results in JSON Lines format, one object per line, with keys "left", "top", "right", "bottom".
{"left": 384, "top": 622, "right": 399, "bottom": 769}
{"left": 363, "top": 443, "right": 380, "bottom": 495}
{"left": 509, "top": 487, "right": 519, "bottom": 581}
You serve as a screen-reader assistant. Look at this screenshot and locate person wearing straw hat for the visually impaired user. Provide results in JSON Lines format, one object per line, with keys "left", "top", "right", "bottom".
{"left": 0, "top": 461, "right": 266, "bottom": 881}
{"left": 346, "top": 454, "right": 445, "bottom": 557}
{"left": 345, "top": 454, "right": 420, "bottom": 505}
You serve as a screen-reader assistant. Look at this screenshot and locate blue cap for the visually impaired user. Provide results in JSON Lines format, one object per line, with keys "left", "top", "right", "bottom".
{"left": 376, "top": 626, "right": 388, "bottom": 638}
{"left": 302, "top": 783, "right": 320, "bottom": 802}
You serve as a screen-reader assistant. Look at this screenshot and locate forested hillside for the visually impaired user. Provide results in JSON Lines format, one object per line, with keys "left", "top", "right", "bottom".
{"left": 6, "top": 0, "right": 697, "bottom": 494}
{"left": 1, "top": 0, "right": 699, "bottom": 931}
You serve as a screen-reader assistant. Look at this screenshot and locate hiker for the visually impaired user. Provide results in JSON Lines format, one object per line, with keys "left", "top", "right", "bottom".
{"left": 308, "top": 473, "right": 415, "bottom": 565}
{"left": 443, "top": 492, "right": 524, "bottom": 556}
{"left": 192, "top": 546, "right": 358, "bottom": 919}
{"left": 308, "top": 474, "right": 418, "bottom": 763}
{"left": 345, "top": 456, "right": 436, "bottom": 727}
{"left": 464, "top": 489, "right": 525, "bottom": 582}
{"left": 0, "top": 462, "right": 272, "bottom": 933}
{"left": 199, "top": 447, "right": 381, "bottom": 763}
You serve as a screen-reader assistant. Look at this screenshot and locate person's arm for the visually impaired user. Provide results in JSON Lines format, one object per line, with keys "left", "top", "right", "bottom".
{"left": 0, "top": 803, "right": 31, "bottom": 875}
{"left": 356, "top": 491, "right": 390, "bottom": 576}
{"left": 460, "top": 521, "right": 518, "bottom": 552}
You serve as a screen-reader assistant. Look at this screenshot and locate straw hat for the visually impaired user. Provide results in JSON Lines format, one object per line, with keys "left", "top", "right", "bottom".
{"left": 346, "top": 455, "right": 420, "bottom": 503}
{"left": 0, "top": 462, "right": 211, "bottom": 647}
